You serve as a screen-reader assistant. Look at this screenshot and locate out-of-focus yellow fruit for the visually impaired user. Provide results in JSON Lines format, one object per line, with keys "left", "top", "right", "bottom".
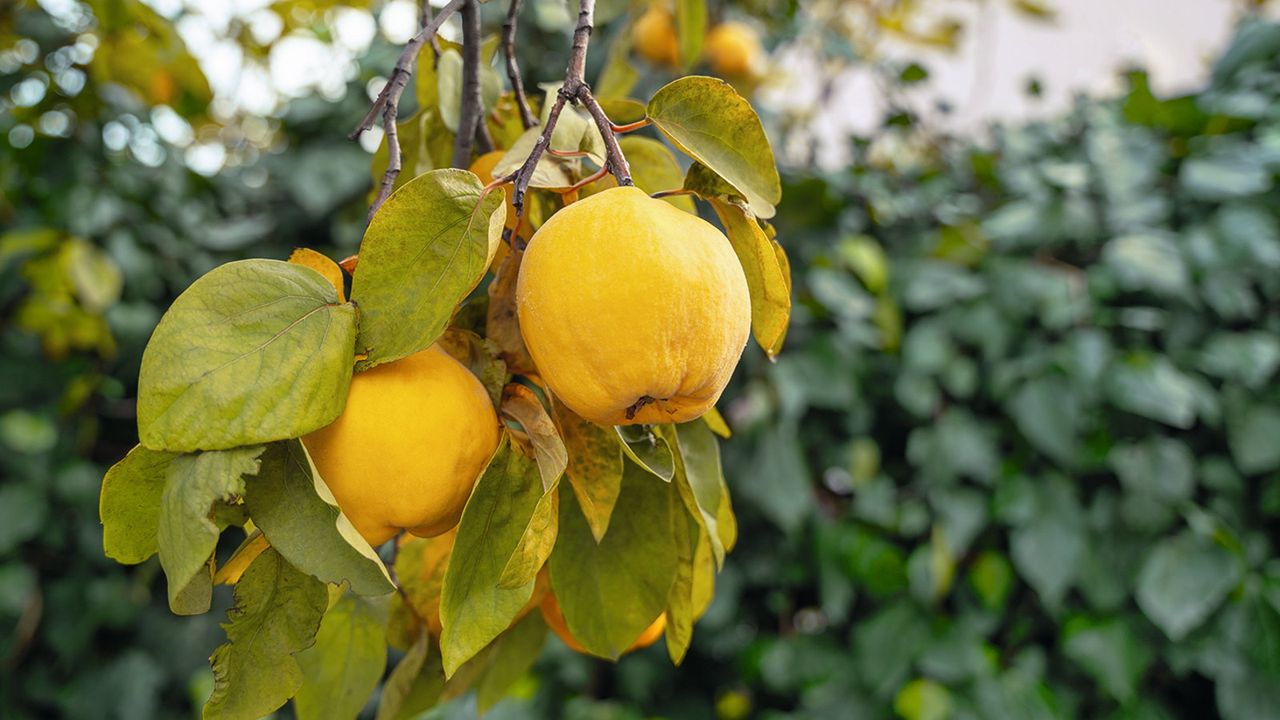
{"left": 540, "top": 593, "right": 666, "bottom": 656}
{"left": 470, "top": 150, "right": 519, "bottom": 230}
{"left": 704, "top": 21, "right": 764, "bottom": 78}
{"left": 516, "top": 186, "right": 750, "bottom": 425}
{"left": 632, "top": 5, "right": 679, "bottom": 67}
{"left": 302, "top": 345, "right": 500, "bottom": 545}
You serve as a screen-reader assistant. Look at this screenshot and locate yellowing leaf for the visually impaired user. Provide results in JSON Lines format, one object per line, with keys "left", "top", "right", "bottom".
{"left": 553, "top": 403, "right": 623, "bottom": 543}
{"left": 205, "top": 548, "right": 328, "bottom": 720}
{"left": 501, "top": 384, "right": 568, "bottom": 491}
{"left": 675, "top": 0, "right": 707, "bottom": 68}
{"left": 294, "top": 590, "right": 389, "bottom": 720}
{"left": 288, "top": 248, "right": 346, "bottom": 302}
{"left": 439, "top": 439, "right": 543, "bottom": 676}
{"left": 703, "top": 407, "right": 732, "bottom": 439}
{"left": 596, "top": 31, "right": 639, "bottom": 100}
{"left": 618, "top": 136, "right": 697, "bottom": 214}
{"left": 351, "top": 169, "right": 504, "bottom": 369}
{"left": 485, "top": 249, "right": 536, "bottom": 375}
{"left": 648, "top": 76, "right": 781, "bottom": 218}
{"left": 667, "top": 421, "right": 728, "bottom": 567}
{"left": 548, "top": 463, "right": 679, "bottom": 659}
{"left": 100, "top": 444, "right": 173, "bottom": 564}
{"left": 396, "top": 530, "right": 456, "bottom": 637}
{"left": 709, "top": 198, "right": 790, "bottom": 358}
{"left": 137, "top": 260, "right": 357, "bottom": 452}
{"left": 215, "top": 531, "right": 270, "bottom": 586}
{"left": 437, "top": 327, "right": 508, "bottom": 405}
{"left": 664, "top": 506, "right": 700, "bottom": 665}
{"left": 498, "top": 487, "right": 558, "bottom": 589}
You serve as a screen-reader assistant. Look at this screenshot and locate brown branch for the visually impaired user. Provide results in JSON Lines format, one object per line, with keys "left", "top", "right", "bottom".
{"left": 579, "top": 89, "right": 633, "bottom": 187}
{"left": 368, "top": 98, "right": 401, "bottom": 224}
{"left": 503, "top": 0, "right": 537, "bottom": 129}
{"left": 452, "top": 0, "right": 483, "bottom": 168}
{"left": 420, "top": 0, "right": 440, "bottom": 63}
{"left": 353, "top": 0, "right": 468, "bottom": 218}
{"left": 505, "top": 0, "right": 634, "bottom": 215}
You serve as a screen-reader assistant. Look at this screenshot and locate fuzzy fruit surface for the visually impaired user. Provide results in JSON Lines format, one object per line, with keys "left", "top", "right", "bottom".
{"left": 302, "top": 345, "right": 500, "bottom": 545}
{"left": 632, "top": 5, "right": 678, "bottom": 66}
{"left": 540, "top": 593, "right": 666, "bottom": 656}
{"left": 516, "top": 186, "right": 750, "bottom": 425}
{"left": 705, "top": 21, "right": 764, "bottom": 78}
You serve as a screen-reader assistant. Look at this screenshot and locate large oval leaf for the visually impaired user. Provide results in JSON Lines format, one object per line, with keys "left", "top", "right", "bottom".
{"left": 708, "top": 197, "right": 790, "bottom": 357}
{"left": 137, "top": 259, "right": 356, "bottom": 452}
{"left": 647, "top": 76, "right": 781, "bottom": 218}
{"left": 548, "top": 462, "right": 679, "bottom": 659}
{"left": 351, "top": 168, "right": 504, "bottom": 369}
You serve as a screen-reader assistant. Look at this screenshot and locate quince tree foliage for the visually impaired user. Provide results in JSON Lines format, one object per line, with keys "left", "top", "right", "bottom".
{"left": 98, "top": 0, "right": 789, "bottom": 717}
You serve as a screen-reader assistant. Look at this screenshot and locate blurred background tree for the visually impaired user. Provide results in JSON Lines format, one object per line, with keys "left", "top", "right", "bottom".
{"left": 3, "top": 0, "right": 1280, "bottom": 718}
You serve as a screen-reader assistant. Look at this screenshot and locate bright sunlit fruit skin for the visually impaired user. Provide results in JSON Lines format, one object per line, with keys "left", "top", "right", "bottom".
{"left": 704, "top": 21, "right": 764, "bottom": 78}
{"left": 632, "top": 5, "right": 679, "bottom": 67}
{"left": 515, "top": 186, "right": 751, "bottom": 426}
{"left": 540, "top": 593, "right": 666, "bottom": 656}
{"left": 302, "top": 345, "right": 500, "bottom": 546}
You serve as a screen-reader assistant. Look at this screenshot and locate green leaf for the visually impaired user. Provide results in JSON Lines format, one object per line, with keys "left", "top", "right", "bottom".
{"left": 294, "top": 590, "right": 389, "bottom": 720}
{"left": 351, "top": 169, "right": 504, "bottom": 369}
{"left": 549, "top": 463, "right": 679, "bottom": 659}
{"left": 894, "top": 678, "right": 953, "bottom": 720}
{"left": 616, "top": 425, "right": 675, "bottom": 482}
{"left": 137, "top": 260, "right": 357, "bottom": 452}
{"left": 554, "top": 404, "right": 623, "bottom": 543}
{"left": 205, "top": 548, "right": 328, "bottom": 720}
{"left": 647, "top": 76, "right": 781, "bottom": 218}
{"left": 475, "top": 611, "right": 548, "bottom": 714}
{"left": 243, "top": 441, "right": 393, "bottom": 596}
{"left": 596, "top": 31, "right": 639, "bottom": 101}
{"left": 1007, "top": 375, "right": 1080, "bottom": 466}
{"left": 436, "top": 50, "right": 462, "bottom": 132}
{"left": 439, "top": 439, "right": 542, "bottom": 676}
{"left": 668, "top": 421, "right": 726, "bottom": 567}
{"left": 674, "top": 0, "right": 706, "bottom": 69}
{"left": 618, "top": 136, "right": 697, "bottom": 213}
{"left": 664, "top": 499, "right": 702, "bottom": 665}
{"left": 1136, "top": 531, "right": 1242, "bottom": 640}
{"left": 708, "top": 197, "right": 790, "bottom": 357}
{"left": 1062, "top": 616, "right": 1153, "bottom": 704}
{"left": 1009, "top": 479, "right": 1085, "bottom": 608}
{"left": 157, "top": 446, "right": 264, "bottom": 615}
{"left": 1107, "top": 356, "right": 1198, "bottom": 429}
{"left": 374, "top": 632, "right": 432, "bottom": 720}
{"left": 1228, "top": 404, "right": 1280, "bottom": 475}
{"left": 100, "top": 445, "right": 174, "bottom": 564}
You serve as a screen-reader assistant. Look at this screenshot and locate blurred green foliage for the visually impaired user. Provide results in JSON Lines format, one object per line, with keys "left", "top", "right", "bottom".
{"left": 4, "top": 1, "right": 1280, "bottom": 719}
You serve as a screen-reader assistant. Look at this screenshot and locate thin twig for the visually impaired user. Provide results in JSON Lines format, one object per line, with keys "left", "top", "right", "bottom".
{"left": 420, "top": 0, "right": 441, "bottom": 63}
{"left": 503, "top": 0, "right": 537, "bottom": 128}
{"left": 650, "top": 188, "right": 695, "bottom": 200}
{"left": 452, "top": 0, "right": 483, "bottom": 168}
{"left": 506, "top": 0, "right": 635, "bottom": 214}
{"left": 353, "top": 0, "right": 468, "bottom": 219}
{"left": 368, "top": 99, "right": 402, "bottom": 224}
{"left": 579, "top": 89, "right": 633, "bottom": 187}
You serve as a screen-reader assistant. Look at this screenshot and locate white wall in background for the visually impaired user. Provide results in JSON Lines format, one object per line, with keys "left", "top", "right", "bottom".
{"left": 771, "top": 0, "right": 1267, "bottom": 167}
